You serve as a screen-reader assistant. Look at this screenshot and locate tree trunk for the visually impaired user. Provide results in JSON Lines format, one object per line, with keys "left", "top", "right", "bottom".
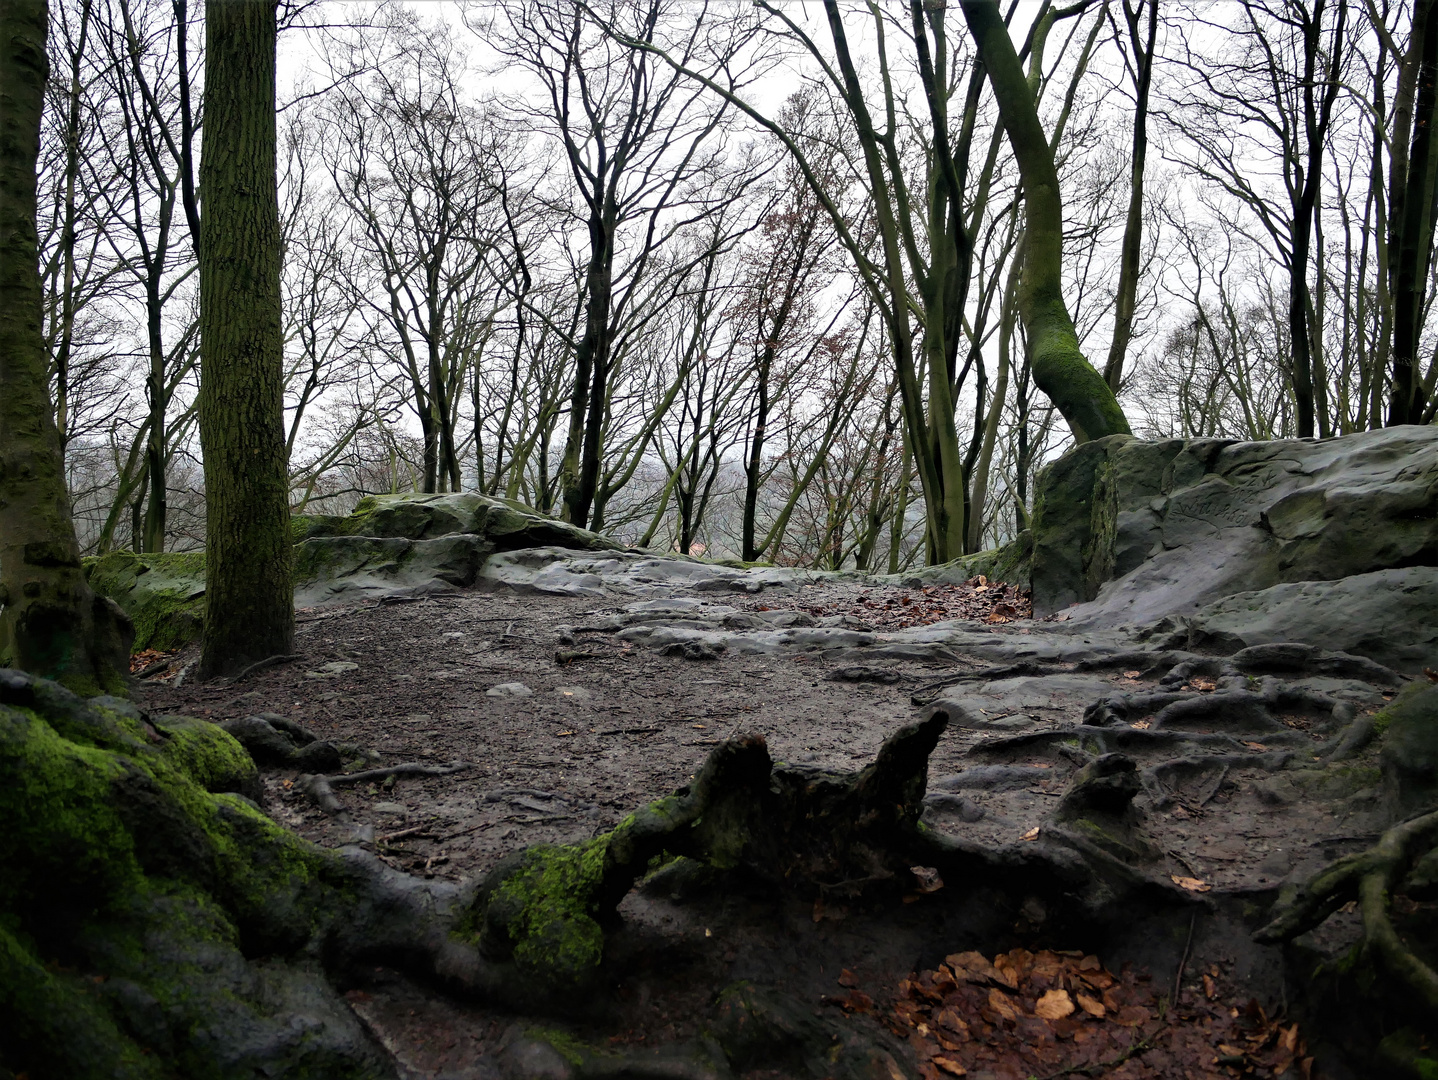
{"left": 960, "top": 0, "right": 1130, "bottom": 444}
{"left": 561, "top": 205, "right": 616, "bottom": 529}
{"left": 1391, "top": 0, "right": 1438, "bottom": 423}
{"left": 0, "top": 0, "right": 131, "bottom": 693}
{"left": 197, "top": 0, "right": 293, "bottom": 678}
{"left": 1102, "top": 0, "right": 1156, "bottom": 394}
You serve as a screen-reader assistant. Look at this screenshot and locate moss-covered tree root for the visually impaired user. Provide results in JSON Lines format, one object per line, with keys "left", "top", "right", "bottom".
{"left": 1254, "top": 807, "right": 1438, "bottom": 1018}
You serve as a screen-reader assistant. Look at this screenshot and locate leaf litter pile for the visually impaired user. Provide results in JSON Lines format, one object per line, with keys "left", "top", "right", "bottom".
{"left": 739, "top": 578, "right": 1032, "bottom": 630}
{"left": 828, "top": 948, "right": 1312, "bottom": 1079}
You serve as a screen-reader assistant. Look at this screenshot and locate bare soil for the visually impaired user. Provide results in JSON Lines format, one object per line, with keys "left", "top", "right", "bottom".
{"left": 134, "top": 577, "right": 1381, "bottom": 1079}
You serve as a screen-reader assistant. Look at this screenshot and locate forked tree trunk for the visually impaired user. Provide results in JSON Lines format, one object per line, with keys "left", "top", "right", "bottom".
{"left": 0, "top": 0, "right": 132, "bottom": 693}
{"left": 197, "top": 0, "right": 293, "bottom": 678}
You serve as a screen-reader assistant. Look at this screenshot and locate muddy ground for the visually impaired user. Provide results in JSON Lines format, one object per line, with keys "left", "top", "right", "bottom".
{"left": 134, "top": 576, "right": 1391, "bottom": 1079}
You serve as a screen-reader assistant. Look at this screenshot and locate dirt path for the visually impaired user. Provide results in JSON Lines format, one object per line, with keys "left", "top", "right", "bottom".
{"left": 134, "top": 575, "right": 1393, "bottom": 1079}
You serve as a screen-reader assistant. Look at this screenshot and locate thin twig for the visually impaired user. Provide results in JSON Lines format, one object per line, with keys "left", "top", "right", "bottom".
{"left": 1172, "top": 909, "right": 1198, "bottom": 1006}
{"left": 328, "top": 761, "right": 470, "bottom": 787}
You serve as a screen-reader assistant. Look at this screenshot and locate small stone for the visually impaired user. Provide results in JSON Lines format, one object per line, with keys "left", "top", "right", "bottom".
{"left": 306, "top": 661, "right": 359, "bottom": 678}
{"left": 371, "top": 802, "right": 407, "bottom": 816}
{"left": 554, "top": 686, "right": 594, "bottom": 702}
{"left": 486, "top": 682, "right": 533, "bottom": 698}
{"left": 405, "top": 713, "right": 431, "bottom": 724}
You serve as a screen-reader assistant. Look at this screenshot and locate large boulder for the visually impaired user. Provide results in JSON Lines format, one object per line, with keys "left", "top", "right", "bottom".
{"left": 90, "top": 494, "right": 627, "bottom": 646}
{"left": 294, "top": 492, "right": 625, "bottom": 553}
{"left": 84, "top": 551, "right": 205, "bottom": 653}
{"left": 1030, "top": 427, "right": 1438, "bottom": 662}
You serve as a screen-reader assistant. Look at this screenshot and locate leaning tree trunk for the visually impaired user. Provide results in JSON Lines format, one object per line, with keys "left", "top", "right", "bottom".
{"left": 960, "top": 0, "right": 1130, "bottom": 444}
{"left": 0, "top": 0, "right": 131, "bottom": 695}
{"left": 197, "top": 0, "right": 293, "bottom": 678}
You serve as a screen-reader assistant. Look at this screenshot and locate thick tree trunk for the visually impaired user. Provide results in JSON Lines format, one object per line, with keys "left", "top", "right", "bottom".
{"left": 0, "top": 0, "right": 131, "bottom": 694}
{"left": 961, "top": 0, "right": 1130, "bottom": 444}
{"left": 197, "top": 0, "right": 293, "bottom": 678}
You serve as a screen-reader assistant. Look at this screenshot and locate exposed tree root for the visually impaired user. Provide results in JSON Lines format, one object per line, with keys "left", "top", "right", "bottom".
{"left": 300, "top": 761, "right": 472, "bottom": 817}
{"left": 1255, "top": 808, "right": 1438, "bottom": 1015}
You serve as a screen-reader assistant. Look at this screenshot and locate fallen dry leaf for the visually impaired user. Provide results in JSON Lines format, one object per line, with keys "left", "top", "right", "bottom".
{"left": 839, "top": 968, "right": 858, "bottom": 988}
{"left": 1075, "top": 992, "right": 1105, "bottom": 1018}
{"left": 1035, "top": 989, "right": 1075, "bottom": 1020}
{"left": 1114, "top": 1004, "right": 1152, "bottom": 1027}
{"left": 911, "top": 865, "right": 944, "bottom": 893}
{"left": 931, "top": 1056, "right": 967, "bottom": 1077}
{"left": 985, "top": 987, "right": 1018, "bottom": 1022}
{"left": 1241, "top": 740, "right": 1269, "bottom": 751}
{"left": 1130, "top": 719, "right": 1152, "bottom": 730}
{"left": 1020, "top": 826, "right": 1040, "bottom": 841}
{"left": 1171, "top": 874, "right": 1212, "bottom": 892}
{"left": 1203, "top": 973, "right": 1217, "bottom": 1000}
{"left": 933, "top": 1006, "right": 969, "bottom": 1035}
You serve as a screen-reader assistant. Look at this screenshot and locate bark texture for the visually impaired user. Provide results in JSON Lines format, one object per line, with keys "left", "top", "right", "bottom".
{"left": 197, "top": 0, "right": 293, "bottom": 677}
{"left": 0, "top": 0, "right": 131, "bottom": 694}
{"left": 961, "top": 0, "right": 1130, "bottom": 443}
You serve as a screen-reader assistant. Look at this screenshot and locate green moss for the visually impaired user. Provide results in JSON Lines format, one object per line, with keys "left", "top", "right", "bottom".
{"left": 491, "top": 839, "right": 609, "bottom": 981}
{"left": 151, "top": 715, "right": 258, "bottom": 797}
{"left": 0, "top": 704, "right": 144, "bottom": 914}
{"left": 524, "top": 1027, "right": 590, "bottom": 1067}
{"left": 0, "top": 676, "right": 364, "bottom": 1077}
{"left": 0, "top": 922, "right": 162, "bottom": 1079}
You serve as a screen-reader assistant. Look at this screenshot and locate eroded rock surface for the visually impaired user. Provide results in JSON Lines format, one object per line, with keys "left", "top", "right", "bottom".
{"left": 1029, "top": 426, "right": 1438, "bottom": 673}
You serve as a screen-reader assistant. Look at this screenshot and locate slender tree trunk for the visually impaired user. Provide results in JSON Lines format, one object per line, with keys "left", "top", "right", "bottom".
{"left": 561, "top": 206, "right": 615, "bottom": 528}
{"left": 960, "top": 0, "right": 1130, "bottom": 443}
{"left": 143, "top": 271, "right": 168, "bottom": 552}
{"left": 0, "top": 0, "right": 131, "bottom": 692}
{"left": 197, "top": 0, "right": 292, "bottom": 678}
{"left": 53, "top": 0, "right": 92, "bottom": 454}
{"left": 1102, "top": 0, "right": 1156, "bottom": 393}
{"left": 742, "top": 349, "right": 774, "bottom": 563}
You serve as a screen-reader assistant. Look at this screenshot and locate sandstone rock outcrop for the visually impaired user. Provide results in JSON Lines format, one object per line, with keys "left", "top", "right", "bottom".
{"left": 1028, "top": 425, "right": 1438, "bottom": 671}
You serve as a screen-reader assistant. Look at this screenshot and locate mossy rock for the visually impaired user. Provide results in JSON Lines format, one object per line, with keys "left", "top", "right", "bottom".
{"left": 337, "top": 492, "right": 624, "bottom": 552}
{"left": 1380, "top": 680, "right": 1438, "bottom": 820}
{"left": 0, "top": 667, "right": 391, "bottom": 1078}
{"left": 83, "top": 551, "right": 205, "bottom": 653}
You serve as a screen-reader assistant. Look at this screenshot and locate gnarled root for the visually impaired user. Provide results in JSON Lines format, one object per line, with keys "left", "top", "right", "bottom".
{"left": 1254, "top": 808, "right": 1438, "bottom": 1015}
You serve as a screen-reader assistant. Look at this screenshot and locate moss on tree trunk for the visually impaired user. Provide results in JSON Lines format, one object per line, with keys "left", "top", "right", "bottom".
{"left": 196, "top": 0, "right": 293, "bottom": 677}
{"left": 0, "top": 0, "right": 132, "bottom": 695}
{"left": 960, "top": 0, "right": 1130, "bottom": 444}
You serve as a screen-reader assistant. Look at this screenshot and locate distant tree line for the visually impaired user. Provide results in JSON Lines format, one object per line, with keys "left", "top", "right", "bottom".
{"left": 30, "top": 0, "right": 1438, "bottom": 572}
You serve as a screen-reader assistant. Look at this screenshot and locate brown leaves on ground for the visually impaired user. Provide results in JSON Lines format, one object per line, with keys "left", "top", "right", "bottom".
{"left": 738, "top": 579, "right": 1032, "bottom": 631}
{"left": 129, "top": 648, "right": 179, "bottom": 676}
{"left": 839, "top": 948, "right": 1312, "bottom": 1080}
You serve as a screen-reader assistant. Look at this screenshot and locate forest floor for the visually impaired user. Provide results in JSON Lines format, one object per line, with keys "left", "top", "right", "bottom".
{"left": 133, "top": 575, "right": 1388, "bottom": 1080}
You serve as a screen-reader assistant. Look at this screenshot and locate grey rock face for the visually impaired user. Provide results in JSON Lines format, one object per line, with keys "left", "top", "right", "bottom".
{"left": 1175, "top": 567, "right": 1438, "bottom": 673}
{"left": 1025, "top": 426, "right": 1438, "bottom": 672}
{"left": 1031, "top": 425, "right": 1437, "bottom": 622}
